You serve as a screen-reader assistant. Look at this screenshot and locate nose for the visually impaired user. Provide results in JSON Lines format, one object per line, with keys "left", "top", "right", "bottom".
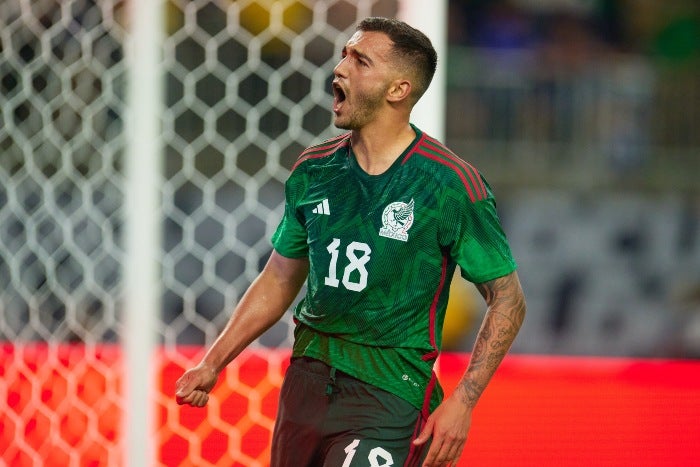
{"left": 333, "top": 57, "right": 347, "bottom": 78}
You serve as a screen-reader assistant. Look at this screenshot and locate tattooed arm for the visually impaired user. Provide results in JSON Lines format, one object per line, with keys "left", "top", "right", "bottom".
{"left": 460, "top": 271, "right": 527, "bottom": 406}
{"left": 414, "top": 270, "right": 526, "bottom": 466}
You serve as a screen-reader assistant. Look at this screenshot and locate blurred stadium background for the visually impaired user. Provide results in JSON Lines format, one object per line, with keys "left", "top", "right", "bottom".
{"left": 1, "top": 0, "right": 699, "bottom": 466}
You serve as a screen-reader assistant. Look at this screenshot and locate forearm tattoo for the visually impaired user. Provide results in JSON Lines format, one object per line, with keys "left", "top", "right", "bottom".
{"left": 457, "top": 272, "right": 526, "bottom": 406}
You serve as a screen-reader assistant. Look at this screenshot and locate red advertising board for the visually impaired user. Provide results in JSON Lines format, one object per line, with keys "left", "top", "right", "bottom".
{"left": 3, "top": 344, "right": 700, "bottom": 466}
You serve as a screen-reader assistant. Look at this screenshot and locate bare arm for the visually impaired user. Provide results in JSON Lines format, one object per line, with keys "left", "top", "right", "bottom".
{"left": 458, "top": 270, "right": 527, "bottom": 407}
{"left": 415, "top": 270, "right": 526, "bottom": 466}
{"left": 175, "top": 250, "right": 309, "bottom": 406}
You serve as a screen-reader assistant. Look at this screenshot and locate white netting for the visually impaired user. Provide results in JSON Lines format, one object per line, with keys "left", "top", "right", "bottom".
{"left": 160, "top": 0, "right": 399, "bottom": 348}
{"left": 0, "top": 0, "right": 126, "bottom": 344}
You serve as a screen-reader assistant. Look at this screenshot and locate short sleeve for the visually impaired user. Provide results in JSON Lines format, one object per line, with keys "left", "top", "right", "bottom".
{"left": 439, "top": 180, "right": 516, "bottom": 284}
{"left": 271, "top": 169, "right": 309, "bottom": 258}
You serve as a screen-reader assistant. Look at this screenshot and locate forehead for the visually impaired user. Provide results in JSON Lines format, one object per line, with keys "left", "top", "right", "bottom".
{"left": 345, "top": 30, "right": 394, "bottom": 59}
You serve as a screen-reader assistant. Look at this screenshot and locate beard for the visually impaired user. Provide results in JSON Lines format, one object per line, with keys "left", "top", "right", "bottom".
{"left": 334, "top": 85, "right": 386, "bottom": 130}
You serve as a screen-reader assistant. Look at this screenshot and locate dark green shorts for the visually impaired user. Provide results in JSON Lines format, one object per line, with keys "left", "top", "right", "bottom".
{"left": 270, "top": 357, "right": 429, "bottom": 467}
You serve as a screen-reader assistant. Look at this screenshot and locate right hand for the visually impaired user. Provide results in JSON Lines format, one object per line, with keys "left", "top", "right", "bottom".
{"left": 175, "top": 363, "right": 219, "bottom": 407}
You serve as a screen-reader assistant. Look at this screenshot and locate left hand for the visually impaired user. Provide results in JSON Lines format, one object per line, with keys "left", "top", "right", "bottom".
{"left": 412, "top": 392, "right": 473, "bottom": 466}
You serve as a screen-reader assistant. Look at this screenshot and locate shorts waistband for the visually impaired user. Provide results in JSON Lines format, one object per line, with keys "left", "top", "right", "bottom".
{"left": 292, "top": 356, "right": 355, "bottom": 380}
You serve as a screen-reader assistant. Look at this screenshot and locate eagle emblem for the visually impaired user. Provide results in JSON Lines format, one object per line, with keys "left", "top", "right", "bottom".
{"left": 379, "top": 199, "right": 415, "bottom": 242}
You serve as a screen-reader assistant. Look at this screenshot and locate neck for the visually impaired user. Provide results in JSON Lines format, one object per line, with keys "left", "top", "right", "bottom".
{"left": 351, "top": 123, "right": 416, "bottom": 175}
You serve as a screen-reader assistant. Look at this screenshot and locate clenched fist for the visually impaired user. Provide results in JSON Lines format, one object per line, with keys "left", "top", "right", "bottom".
{"left": 175, "top": 363, "right": 219, "bottom": 407}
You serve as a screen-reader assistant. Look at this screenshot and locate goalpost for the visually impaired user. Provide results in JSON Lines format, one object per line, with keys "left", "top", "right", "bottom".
{"left": 123, "top": 1, "right": 163, "bottom": 465}
{"left": 397, "top": 0, "right": 447, "bottom": 141}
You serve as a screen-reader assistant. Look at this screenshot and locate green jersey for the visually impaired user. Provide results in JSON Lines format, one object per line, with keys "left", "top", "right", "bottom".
{"left": 271, "top": 125, "right": 516, "bottom": 411}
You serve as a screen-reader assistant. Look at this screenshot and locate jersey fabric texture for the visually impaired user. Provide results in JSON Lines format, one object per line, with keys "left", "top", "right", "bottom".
{"left": 271, "top": 124, "right": 517, "bottom": 412}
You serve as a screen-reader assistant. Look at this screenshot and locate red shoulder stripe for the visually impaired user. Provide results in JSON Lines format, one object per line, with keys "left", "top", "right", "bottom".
{"left": 403, "top": 134, "right": 487, "bottom": 202}
{"left": 415, "top": 148, "right": 477, "bottom": 202}
{"left": 291, "top": 133, "right": 350, "bottom": 172}
{"left": 422, "top": 136, "right": 488, "bottom": 200}
{"left": 426, "top": 254, "right": 449, "bottom": 357}
{"left": 401, "top": 132, "right": 427, "bottom": 165}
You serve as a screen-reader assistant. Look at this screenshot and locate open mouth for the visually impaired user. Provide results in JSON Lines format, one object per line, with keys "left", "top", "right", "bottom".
{"left": 332, "top": 82, "right": 346, "bottom": 111}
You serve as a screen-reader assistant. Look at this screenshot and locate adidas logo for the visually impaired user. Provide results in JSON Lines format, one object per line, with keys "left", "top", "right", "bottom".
{"left": 312, "top": 199, "right": 330, "bottom": 215}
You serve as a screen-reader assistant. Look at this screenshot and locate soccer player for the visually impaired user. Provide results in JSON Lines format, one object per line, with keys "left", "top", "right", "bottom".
{"left": 176, "top": 17, "right": 526, "bottom": 466}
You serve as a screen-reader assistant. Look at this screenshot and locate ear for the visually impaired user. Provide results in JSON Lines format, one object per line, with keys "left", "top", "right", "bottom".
{"left": 387, "top": 79, "right": 411, "bottom": 103}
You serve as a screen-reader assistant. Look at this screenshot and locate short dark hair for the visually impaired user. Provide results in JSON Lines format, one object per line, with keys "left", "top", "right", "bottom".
{"left": 357, "top": 17, "right": 438, "bottom": 103}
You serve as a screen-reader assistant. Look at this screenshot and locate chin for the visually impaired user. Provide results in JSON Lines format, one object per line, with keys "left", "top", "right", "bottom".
{"left": 333, "top": 118, "right": 350, "bottom": 130}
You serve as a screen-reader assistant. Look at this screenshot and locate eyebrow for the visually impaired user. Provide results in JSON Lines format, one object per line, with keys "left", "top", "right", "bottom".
{"left": 343, "top": 45, "right": 374, "bottom": 65}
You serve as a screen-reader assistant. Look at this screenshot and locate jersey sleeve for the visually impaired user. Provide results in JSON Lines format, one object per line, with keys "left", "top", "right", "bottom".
{"left": 271, "top": 168, "right": 309, "bottom": 258}
{"left": 440, "top": 176, "right": 517, "bottom": 284}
